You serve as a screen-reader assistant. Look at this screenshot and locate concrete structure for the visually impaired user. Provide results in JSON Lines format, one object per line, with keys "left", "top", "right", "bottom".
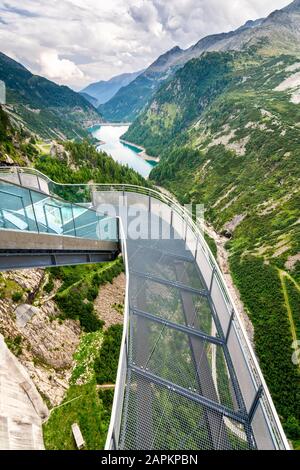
{"left": 72, "top": 423, "right": 85, "bottom": 450}
{"left": 0, "top": 81, "right": 5, "bottom": 105}
{"left": 0, "top": 334, "right": 48, "bottom": 450}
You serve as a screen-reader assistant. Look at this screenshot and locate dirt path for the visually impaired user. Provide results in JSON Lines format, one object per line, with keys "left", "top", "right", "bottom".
{"left": 96, "top": 384, "right": 115, "bottom": 390}
{"left": 278, "top": 269, "right": 299, "bottom": 350}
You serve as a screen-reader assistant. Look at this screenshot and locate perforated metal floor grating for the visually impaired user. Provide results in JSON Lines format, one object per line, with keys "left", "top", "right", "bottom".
{"left": 117, "top": 210, "right": 256, "bottom": 450}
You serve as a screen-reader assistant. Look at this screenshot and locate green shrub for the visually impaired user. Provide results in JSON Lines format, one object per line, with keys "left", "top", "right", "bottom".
{"left": 284, "top": 417, "right": 300, "bottom": 440}
{"left": 5, "top": 335, "right": 23, "bottom": 356}
{"left": 12, "top": 291, "right": 23, "bottom": 302}
{"left": 53, "top": 259, "right": 124, "bottom": 333}
{"left": 98, "top": 389, "right": 114, "bottom": 410}
{"left": 44, "top": 276, "right": 54, "bottom": 294}
{"left": 94, "top": 325, "right": 123, "bottom": 384}
{"left": 56, "top": 291, "right": 103, "bottom": 333}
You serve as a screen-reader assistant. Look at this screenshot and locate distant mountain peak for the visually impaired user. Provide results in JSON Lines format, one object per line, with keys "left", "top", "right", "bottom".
{"left": 99, "top": 0, "right": 300, "bottom": 122}
{"left": 149, "top": 45, "right": 184, "bottom": 72}
{"left": 81, "top": 69, "right": 144, "bottom": 105}
{"left": 168, "top": 46, "right": 182, "bottom": 54}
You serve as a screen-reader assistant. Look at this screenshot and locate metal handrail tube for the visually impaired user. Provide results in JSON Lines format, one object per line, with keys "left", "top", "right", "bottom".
{"left": 105, "top": 215, "right": 129, "bottom": 449}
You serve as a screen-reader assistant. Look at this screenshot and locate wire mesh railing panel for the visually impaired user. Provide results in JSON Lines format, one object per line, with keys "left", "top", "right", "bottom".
{"left": 251, "top": 397, "right": 280, "bottom": 450}
{"left": 196, "top": 245, "right": 215, "bottom": 290}
{"left": 227, "top": 324, "right": 258, "bottom": 412}
{"left": 210, "top": 277, "right": 231, "bottom": 337}
{"left": 172, "top": 210, "right": 187, "bottom": 240}
{"left": 185, "top": 225, "right": 197, "bottom": 258}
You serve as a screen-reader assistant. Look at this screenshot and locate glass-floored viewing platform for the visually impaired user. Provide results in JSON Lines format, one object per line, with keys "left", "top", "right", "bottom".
{"left": 0, "top": 168, "right": 290, "bottom": 450}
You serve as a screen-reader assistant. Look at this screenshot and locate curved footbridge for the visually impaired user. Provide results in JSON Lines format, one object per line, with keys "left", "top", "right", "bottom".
{"left": 0, "top": 168, "right": 289, "bottom": 450}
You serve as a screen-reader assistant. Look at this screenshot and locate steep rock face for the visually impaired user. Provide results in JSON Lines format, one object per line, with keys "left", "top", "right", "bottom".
{"left": 0, "top": 269, "right": 81, "bottom": 406}
{"left": 94, "top": 273, "right": 125, "bottom": 330}
{"left": 283, "top": 0, "right": 300, "bottom": 12}
{"left": 98, "top": 49, "right": 184, "bottom": 122}
{"left": 0, "top": 104, "right": 37, "bottom": 166}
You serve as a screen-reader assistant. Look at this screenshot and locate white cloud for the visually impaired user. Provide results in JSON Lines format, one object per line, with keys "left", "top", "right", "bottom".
{"left": 38, "top": 50, "right": 84, "bottom": 83}
{"left": 0, "top": 0, "right": 292, "bottom": 89}
{"left": 39, "top": 51, "right": 84, "bottom": 83}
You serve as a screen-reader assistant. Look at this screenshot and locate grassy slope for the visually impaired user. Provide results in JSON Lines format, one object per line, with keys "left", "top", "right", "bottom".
{"left": 126, "top": 51, "right": 300, "bottom": 441}
{"left": 43, "top": 381, "right": 111, "bottom": 450}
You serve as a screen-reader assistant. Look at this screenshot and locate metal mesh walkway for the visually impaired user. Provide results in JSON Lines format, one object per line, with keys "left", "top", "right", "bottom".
{"left": 0, "top": 168, "right": 289, "bottom": 450}
{"left": 114, "top": 209, "right": 254, "bottom": 450}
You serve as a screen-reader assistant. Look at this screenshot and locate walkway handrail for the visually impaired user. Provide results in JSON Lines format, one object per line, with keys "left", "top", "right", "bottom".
{"left": 105, "top": 216, "right": 129, "bottom": 449}
{"left": 0, "top": 167, "right": 290, "bottom": 450}
{"left": 97, "top": 184, "right": 290, "bottom": 451}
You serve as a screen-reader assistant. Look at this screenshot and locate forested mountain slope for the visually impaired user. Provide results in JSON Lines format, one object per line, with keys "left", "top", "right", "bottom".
{"left": 98, "top": 46, "right": 184, "bottom": 122}
{"left": 123, "top": 50, "right": 300, "bottom": 443}
{"left": 0, "top": 104, "right": 39, "bottom": 166}
{"left": 0, "top": 52, "right": 102, "bottom": 140}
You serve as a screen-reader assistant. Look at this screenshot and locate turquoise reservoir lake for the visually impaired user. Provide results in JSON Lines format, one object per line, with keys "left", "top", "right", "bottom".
{"left": 91, "top": 125, "right": 155, "bottom": 178}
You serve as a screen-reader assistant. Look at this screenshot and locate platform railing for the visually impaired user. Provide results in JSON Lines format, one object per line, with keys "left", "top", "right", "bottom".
{"left": 97, "top": 186, "right": 289, "bottom": 450}
{"left": 0, "top": 167, "right": 290, "bottom": 450}
{"left": 0, "top": 175, "right": 118, "bottom": 242}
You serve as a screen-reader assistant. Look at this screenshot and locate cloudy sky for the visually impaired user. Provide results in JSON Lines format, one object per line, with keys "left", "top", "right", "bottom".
{"left": 0, "top": 0, "right": 292, "bottom": 90}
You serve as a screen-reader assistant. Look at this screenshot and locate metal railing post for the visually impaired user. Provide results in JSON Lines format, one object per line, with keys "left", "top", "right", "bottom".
{"left": 16, "top": 167, "right": 22, "bottom": 186}
{"left": 58, "top": 206, "right": 63, "bottom": 232}
{"left": 43, "top": 205, "right": 50, "bottom": 233}
{"left": 36, "top": 175, "right": 42, "bottom": 192}
{"left": 0, "top": 207, "right": 6, "bottom": 228}
{"left": 117, "top": 217, "right": 121, "bottom": 246}
{"left": 194, "top": 236, "right": 199, "bottom": 260}
{"left": 249, "top": 386, "right": 263, "bottom": 424}
{"left": 209, "top": 266, "right": 216, "bottom": 295}
{"left": 20, "top": 194, "right": 30, "bottom": 231}
{"left": 28, "top": 190, "right": 39, "bottom": 233}
{"left": 225, "top": 309, "right": 235, "bottom": 344}
{"left": 71, "top": 204, "right": 77, "bottom": 237}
